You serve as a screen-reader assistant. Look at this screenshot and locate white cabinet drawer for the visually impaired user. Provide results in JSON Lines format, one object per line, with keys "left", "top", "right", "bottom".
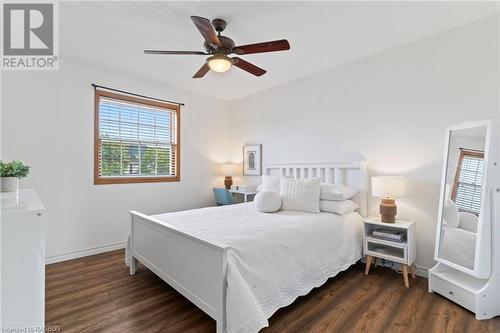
{"left": 430, "top": 273, "right": 475, "bottom": 312}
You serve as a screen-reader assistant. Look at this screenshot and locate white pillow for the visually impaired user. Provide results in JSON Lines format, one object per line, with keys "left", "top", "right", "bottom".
{"left": 255, "top": 191, "right": 282, "bottom": 213}
{"left": 443, "top": 198, "right": 460, "bottom": 228}
{"left": 320, "top": 200, "right": 359, "bottom": 215}
{"left": 280, "top": 177, "right": 320, "bottom": 213}
{"left": 256, "top": 175, "right": 292, "bottom": 192}
{"left": 320, "top": 184, "right": 357, "bottom": 201}
{"left": 257, "top": 175, "right": 280, "bottom": 192}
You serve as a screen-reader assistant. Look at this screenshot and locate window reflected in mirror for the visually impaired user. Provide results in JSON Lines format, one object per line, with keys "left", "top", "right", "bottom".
{"left": 451, "top": 149, "right": 484, "bottom": 216}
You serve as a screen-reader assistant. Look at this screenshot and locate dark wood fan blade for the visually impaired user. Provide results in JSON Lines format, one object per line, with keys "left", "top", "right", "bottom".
{"left": 232, "top": 57, "right": 266, "bottom": 76}
{"left": 191, "top": 16, "right": 221, "bottom": 48}
{"left": 144, "top": 50, "right": 207, "bottom": 55}
{"left": 233, "top": 39, "right": 290, "bottom": 55}
{"left": 193, "top": 63, "right": 210, "bottom": 78}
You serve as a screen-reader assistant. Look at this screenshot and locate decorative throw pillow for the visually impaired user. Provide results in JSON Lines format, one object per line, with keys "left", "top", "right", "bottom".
{"left": 256, "top": 175, "right": 281, "bottom": 192}
{"left": 255, "top": 191, "right": 282, "bottom": 213}
{"left": 257, "top": 175, "right": 292, "bottom": 192}
{"left": 280, "top": 177, "right": 321, "bottom": 213}
{"left": 319, "top": 200, "right": 359, "bottom": 215}
{"left": 320, "top": 184, "right": 357, "bottom": 201}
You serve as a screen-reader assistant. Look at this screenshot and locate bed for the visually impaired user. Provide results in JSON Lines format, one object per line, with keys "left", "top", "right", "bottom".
{"left": 126, "top": 162, "right": 368, "bottom": 333}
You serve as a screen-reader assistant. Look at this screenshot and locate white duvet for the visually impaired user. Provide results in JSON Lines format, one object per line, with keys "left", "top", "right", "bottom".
{"left": 149, "top": 203, "right": 363, "bottom": 333}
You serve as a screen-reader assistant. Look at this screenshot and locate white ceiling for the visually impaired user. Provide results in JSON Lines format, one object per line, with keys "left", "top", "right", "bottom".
{"left": 61, "top": 1, "right": 498, "bottom": 101}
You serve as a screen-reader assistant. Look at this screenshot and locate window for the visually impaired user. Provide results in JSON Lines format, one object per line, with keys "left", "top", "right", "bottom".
{"left": 94, "top": 90, "right": 180, "bottom": 184}
{"left": 451, "top": 149, "right": 484, "bottom": 215}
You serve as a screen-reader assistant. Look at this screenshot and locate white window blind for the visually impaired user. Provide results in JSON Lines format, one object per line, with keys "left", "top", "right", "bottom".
{"left": 454, "top": 152, "right": 484, "bottom": 215}
{"left": 98, "top": 97, "right": 177, "bottom": 178}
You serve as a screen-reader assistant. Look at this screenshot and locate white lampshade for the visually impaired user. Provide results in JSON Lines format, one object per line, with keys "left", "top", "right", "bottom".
{"left": 372, "top": 176, "right": 406, "bottom": 198}
{"left": 220, "top": 163, "right": 238, "bottom": 176}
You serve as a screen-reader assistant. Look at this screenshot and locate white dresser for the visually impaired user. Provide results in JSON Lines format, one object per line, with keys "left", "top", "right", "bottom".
{"left": 1, "top": 189, "right": 46, "bottom": 329}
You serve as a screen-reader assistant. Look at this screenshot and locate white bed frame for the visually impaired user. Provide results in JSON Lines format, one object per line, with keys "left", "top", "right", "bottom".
{"left": 128, "top": 162, "right": 367, "bottom": 333}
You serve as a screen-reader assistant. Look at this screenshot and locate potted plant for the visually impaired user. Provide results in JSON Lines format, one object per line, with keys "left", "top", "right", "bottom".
{"left": 0, "top": 160, "right": 30, "bottom": 193}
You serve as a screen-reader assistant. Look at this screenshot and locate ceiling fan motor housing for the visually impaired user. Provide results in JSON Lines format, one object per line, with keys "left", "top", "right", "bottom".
{"left": 204, "top": 36, "right": 235, "bottom": 54}
{"left": 212, "top": 18, "right": 227, "bottom": 33}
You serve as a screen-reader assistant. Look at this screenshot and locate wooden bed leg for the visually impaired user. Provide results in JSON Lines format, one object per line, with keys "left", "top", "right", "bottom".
{"left": 129, "top": 257, "right": 137, "bottom": 275}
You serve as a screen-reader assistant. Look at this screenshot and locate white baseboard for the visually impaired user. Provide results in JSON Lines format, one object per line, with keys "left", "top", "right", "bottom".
{"left": 415, "top": 265, "right": 429, "bottom": 278}
{"left": 45, "top": 241, "right": 126, "bottom": 265}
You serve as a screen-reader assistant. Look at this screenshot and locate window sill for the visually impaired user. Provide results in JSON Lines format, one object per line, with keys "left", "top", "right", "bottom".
{"left": 94, "top": 176, "right": 180, "bottom": 185}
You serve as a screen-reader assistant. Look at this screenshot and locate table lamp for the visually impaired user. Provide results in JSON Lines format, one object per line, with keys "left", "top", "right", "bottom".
{"left": 220, "top": 163, "right": 237, "bottom": 189}
{"left": 371, "top": 176, "right": 406, "bottom": 223}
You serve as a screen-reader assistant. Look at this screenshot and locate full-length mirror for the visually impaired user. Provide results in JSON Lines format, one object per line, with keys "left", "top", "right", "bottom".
{"left": 438, "top": 124, "right": 488, "bottom": 271}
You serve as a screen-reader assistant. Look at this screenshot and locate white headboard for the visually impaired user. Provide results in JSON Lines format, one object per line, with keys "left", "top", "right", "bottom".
{"left": 265, "top": 162, "right": 368, "bottom": 217}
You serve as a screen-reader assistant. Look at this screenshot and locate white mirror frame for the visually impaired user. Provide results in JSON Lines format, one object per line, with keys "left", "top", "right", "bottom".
{"left": 434, "top": 120, "right": 495, "bottom": 279}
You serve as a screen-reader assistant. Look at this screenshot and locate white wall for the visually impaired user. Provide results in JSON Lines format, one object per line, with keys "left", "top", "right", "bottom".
{"left": 1, "top": 58, "right": 230, "bottom": 261}
{"left": 228, "top": 17, "right": 499, "bottom": 270}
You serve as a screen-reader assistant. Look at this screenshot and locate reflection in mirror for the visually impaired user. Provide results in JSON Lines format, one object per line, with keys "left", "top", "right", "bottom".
{"left": 438, "top": 126, "right": 487, "bottom": 270}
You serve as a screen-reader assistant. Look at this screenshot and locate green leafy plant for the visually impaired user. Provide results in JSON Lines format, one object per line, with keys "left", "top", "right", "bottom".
{"left": 0, "top": 160, "right": 31, "bottom": 178}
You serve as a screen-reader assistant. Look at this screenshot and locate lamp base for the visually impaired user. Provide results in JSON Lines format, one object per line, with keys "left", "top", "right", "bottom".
{"left": 224, "top": 176, "right": 233, "bottom": 190}
{"left": 380, "top": 198, "right": 397, "bottom": 223}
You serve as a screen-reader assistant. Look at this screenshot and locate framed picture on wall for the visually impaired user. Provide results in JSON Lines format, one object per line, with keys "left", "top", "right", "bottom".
{"left": 243, "top": 144, "right": 262, "bottom": 176}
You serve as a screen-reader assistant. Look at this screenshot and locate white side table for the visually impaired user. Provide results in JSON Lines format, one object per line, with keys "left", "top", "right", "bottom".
{"left": 363, "top": 216, "right": 416, "bottom": 287}
{"left": 229, "top": 190, "right": 257, "bottom": 203}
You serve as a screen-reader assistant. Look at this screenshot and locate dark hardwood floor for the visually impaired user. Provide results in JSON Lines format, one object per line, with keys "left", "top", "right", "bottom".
{"left": 46, "top": 250, "right": 500, "bottom": 333}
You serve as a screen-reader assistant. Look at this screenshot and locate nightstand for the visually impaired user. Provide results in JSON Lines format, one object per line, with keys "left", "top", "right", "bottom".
{"left": 363, "top": 216, "right": 416, "bottom": 287}
{"left": 229, "top": 190, "right": 257, "bottom": 203}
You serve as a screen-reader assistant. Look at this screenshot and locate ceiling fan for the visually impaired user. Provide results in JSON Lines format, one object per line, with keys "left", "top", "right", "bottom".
{"left": 144, "top": 16, "right": 290, "bottom": 78}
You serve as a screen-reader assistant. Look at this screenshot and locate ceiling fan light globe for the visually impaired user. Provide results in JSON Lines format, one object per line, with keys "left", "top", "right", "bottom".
{"left": 207, "top": 54, "right": 232, "bottom": 73}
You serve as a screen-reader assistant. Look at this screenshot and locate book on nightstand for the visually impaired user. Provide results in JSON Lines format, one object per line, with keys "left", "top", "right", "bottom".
{"left": 372, "top": 229, "right": 406, "bottom": 242}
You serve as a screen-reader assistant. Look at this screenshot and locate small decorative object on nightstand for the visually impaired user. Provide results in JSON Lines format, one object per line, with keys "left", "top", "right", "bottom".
{"left": 371, "top": 176, "right": 406, "bottom": 223}
{"left": 363, "top": 216, "right": 416, "bottom": 287}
